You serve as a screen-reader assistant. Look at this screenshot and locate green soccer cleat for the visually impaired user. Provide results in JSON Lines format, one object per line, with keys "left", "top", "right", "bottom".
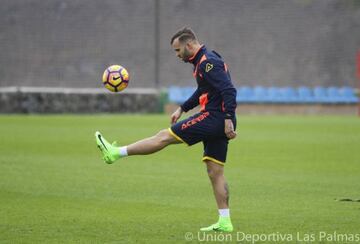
{"left": 95, "top": 131, "right": 120, "bottom": 164}
{"left": 200, "top": 216, "right": 233, "bottom": 232}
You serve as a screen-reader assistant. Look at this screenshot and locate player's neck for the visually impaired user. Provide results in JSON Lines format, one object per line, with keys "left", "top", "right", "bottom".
{"left": 187, "top": 43, "right": 203, "bottom": 63}
{"left": 191, "top": 43, "right": 202, "bottom": 56}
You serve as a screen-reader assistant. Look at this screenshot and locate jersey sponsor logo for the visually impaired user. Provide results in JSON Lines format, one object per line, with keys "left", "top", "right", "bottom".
{"left": 181, "top": 111, "right": 210, "bottom": 130}
{"left": 205, "top": 63, "right": 213, "bottom": 72}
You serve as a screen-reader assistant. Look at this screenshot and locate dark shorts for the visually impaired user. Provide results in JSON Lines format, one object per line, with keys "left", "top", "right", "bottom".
{"left": 168, "top": 111, "right": 236, "bottom": 166}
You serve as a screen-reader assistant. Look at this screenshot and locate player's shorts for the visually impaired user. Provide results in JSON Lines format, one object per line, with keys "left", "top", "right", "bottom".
{"left": 168, "top": 111, "right": 236, "bottom": 166}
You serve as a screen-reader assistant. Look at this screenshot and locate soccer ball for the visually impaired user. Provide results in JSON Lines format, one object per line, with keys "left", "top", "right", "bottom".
{"left": 102, "top": 65, "right": 130, "bottom": 92}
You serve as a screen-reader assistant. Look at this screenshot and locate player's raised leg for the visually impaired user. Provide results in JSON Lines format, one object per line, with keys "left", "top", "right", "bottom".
{"left": 200, "top": 160, "right": 233, "bottom": 232}
{"left": 126, "top": 129, "right": 182, "bottom": 155}
{"left": 95, "top": 129, "right": 181, "bottom": 164}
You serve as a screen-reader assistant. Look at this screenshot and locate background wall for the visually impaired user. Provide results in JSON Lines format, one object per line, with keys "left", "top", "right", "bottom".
{"left": 0, "top": 0, "right": 359, "bottom": 88}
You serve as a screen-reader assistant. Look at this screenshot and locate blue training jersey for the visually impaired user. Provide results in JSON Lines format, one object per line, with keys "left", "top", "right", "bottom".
{"left": 180, "top": 45, "right": 237, "bottom": 119}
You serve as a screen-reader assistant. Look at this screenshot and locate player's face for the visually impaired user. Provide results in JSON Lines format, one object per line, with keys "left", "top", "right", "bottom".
{"left": 172, "top": 38, "right": 192, "bottom": 62}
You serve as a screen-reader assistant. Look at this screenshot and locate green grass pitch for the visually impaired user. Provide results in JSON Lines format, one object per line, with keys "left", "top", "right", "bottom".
{"left": 0, "top": 115, "right": 359, "bottom": 243}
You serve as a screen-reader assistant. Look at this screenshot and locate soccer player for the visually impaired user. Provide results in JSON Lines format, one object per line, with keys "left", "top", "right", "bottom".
{"left": 95, "top": 27, "right": 237, "bottom": 232}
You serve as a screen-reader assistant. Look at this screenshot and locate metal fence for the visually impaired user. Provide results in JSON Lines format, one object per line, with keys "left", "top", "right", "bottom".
{"left": 0, "top": 0, "right": 359, "bottom": 89}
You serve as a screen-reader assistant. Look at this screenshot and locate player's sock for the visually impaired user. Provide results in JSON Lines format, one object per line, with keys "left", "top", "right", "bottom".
{"left": 119, "top": 146, "right": 128, "bottom": 157}
{"left": 218, "top": 208, "right": 230, "bottom": 217}
{"left": 95, "top": 131, "right": 121, "bottom": 164}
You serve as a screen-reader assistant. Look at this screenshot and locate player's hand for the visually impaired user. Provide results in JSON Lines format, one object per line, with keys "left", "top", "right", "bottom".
{"left": 171, "top": 107, "right": 183, "bottom": 124}
{"left": 224, "top": 119, "right": 237, "bottom": 139}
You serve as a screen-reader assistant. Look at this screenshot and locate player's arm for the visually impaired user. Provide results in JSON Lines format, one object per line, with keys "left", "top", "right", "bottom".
{"left": 171, "top": 88, "right": 201, "bottom": 124}
{"left": 200, "top": 59, "right": 237, "bottom": 139}
{"left": 181, "top": 88, "right": 201, "bottom": 112}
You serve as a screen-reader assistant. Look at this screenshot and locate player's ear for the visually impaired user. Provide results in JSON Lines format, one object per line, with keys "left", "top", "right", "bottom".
{"left": 185, "top": 41, "right": 192, "bottom": 49}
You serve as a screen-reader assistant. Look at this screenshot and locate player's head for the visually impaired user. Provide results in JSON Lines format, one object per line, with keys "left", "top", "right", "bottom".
{"left": 171, "top": 27, "right": 200, "bottom": 62}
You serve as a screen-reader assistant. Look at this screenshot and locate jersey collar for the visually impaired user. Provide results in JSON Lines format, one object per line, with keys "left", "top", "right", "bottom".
{"left": 188, "top": 45, "right": 206, "bottom": 65}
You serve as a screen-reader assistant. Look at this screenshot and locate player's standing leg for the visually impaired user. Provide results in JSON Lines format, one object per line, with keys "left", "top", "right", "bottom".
{"left": 200, "top": 160, "right": 233, "bottom": 232}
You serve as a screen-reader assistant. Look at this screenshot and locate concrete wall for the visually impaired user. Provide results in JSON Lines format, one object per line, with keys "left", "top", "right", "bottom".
{"left": 0, "top": 0, "right": 359, "bottom": 89}
{"left": 0, "top": 88, "right": 160, "bottom": 113}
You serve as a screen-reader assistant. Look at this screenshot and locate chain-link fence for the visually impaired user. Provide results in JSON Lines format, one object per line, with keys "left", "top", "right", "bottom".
{"left": 0, "top": 0, "right": 359, "bottom": 88}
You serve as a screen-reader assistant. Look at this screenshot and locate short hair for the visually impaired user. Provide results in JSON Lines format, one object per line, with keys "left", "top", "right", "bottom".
{"left": 170, "top": 27, "right": 197, "bottom": 45}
